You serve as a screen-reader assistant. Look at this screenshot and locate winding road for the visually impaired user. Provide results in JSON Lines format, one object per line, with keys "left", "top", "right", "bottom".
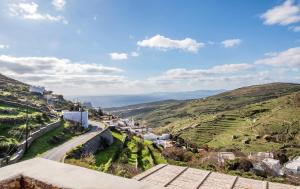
{"left": 42, "top": 121, "right": 105, "bottom": 162}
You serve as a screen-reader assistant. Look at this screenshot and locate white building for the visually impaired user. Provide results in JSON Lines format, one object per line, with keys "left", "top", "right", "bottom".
{"left": 217, "top": 152, "right": 236, "bottom": 165}
{"left": 62, "top": 111, "right": 89, "bottom": 128}
{"left": 248, "top": 152, "right": 274, "bottom": 161}
{"left": 83, "top": 102, "right": 93, "bottom": 109}
{"left": 284, "top": 157, "right": 300, "bottom": 175}
{"left": 262, "top": 158, "right": 282, "bottom": 176}
{"left": 159, "top": 134, "right": 170, "bottom": 140}
{"left": 153, "top": 140, "right": 167, "bottom": 148}
{"left": 143, "top": 133, "right": 159, "bottom": 141}
{"left": 29, "top": 86, "right": 45, "bottom": 95}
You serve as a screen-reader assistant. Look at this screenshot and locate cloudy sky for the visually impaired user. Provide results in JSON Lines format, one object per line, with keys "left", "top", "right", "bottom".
{"left": 0, "top": 0, "right": 300, "bottom": 95}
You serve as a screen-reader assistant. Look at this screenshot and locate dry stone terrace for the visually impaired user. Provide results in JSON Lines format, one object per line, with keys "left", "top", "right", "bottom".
{"left": 133, "top": 164, "right": 300, "bottom": 189}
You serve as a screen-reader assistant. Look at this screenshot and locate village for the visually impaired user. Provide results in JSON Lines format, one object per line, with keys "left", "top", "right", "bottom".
{"left": 7, "top": 84, "right": 300, "bottom": 186}
{"left": 100, "top": 106, "right": 300, "bottom": 184}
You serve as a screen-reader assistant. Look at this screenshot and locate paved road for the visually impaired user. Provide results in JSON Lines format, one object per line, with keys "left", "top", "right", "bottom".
{"left": 42, "top": 121, "right": 105, "bottom": 162}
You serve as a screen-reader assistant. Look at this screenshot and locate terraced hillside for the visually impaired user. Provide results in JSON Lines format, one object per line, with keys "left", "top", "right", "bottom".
{"left": 0, "top": 73, "right": 72, "bottom": 158}
{"left": 130, "top": 83, "right": 300, "bottom": 156}
{"left": 0, "top": 73, "right": 72, "bottom": 110}
{"left": 65, "top": 132, "right": 167, "bottom": 178}
{"left": 104, "top": 100, "right": 181, "bottom": 118}
{"left": 0, "top": 102, "right": 54, "bottom": 158}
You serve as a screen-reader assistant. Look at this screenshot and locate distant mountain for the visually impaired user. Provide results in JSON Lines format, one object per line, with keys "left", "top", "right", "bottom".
{"left": 66, "top": 89, "right": 225, "bottom": 108}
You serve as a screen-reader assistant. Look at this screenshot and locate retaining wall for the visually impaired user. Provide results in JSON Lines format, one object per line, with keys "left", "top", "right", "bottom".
{"left": 81, "top": 127, "right": 114, "bottom": 156}
{"left": 0, "top": 121, "right": 61, "bottom": 166}
{"left": 0, "top": 99, "right": 45, "bottom": 112}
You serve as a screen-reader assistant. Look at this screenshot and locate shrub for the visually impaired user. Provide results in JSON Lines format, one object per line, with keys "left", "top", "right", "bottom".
{"left": 274, "top": 150, "right": 288, "bottom": 164}
{"left": 162, "top": 147, "right": 194, "bottom": 162}
{"left": 66, "top": 145, "right": 84, "bottom": 159}
{"left": 225, "top": 158, "right": 253, "bottom": 172}
{"left": 35, "top": 114, "right": 43, "bottom": 124}
{"left": 0, "top": 136, "right": 19, "bottom": 158}
{"left": 238, "top": 159, "right": 253, "bottom": 172}
{"left": 225, "top": 159, "right": 240, "bottom": 171}
{"left": 48, "top": 134, "right": 65, "bottom": 145}
{"left": 110, "top": 163, "right": 141, "bottom": 178}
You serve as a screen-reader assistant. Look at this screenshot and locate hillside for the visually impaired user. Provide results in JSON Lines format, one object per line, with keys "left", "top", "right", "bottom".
{"left": 104, "top": 99, "right": 182, "bottom": 118}
{"left": 0, "top": 74, "right": 72, "bottom": 110}
{"left": 130, "top": 83, "right": 300, "bottom": 156}
{"left": 0, "top": 73, "right": 72, "bottom": 158}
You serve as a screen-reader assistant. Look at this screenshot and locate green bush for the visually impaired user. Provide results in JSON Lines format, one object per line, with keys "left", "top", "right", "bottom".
{"left": 0, "top": 136, "right": 19, "bottom": 158}
{"left": 225, "top": 158, "right": 253, "bottom": 172}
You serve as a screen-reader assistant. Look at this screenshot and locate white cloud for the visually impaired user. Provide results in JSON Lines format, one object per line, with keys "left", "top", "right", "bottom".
{"left": 131, "top": 51, "right": 139, "bottom": 57}
{"left": 0, "top": 55, "right": 123, "bottom": 75}
{"left": 221, "top": 39, "right": 242, "bottom": 48}
{"left": 137, "top": 34, "right": 204, "bottom": 53}
{"left": 261, "top": 0, "right": 300, "bottom": 26}
{"left": 255, "top": 46, "right": 300, "bottom": 68}
{"left": 149, "top": 63, "right": 254, "bottom": 81}
{"left": 109, "top": 53, "right": 128, "bottom": 60}
{"left": 52, "top": 0, "right": 66, "bottom": 10}
{"left": 290, "top": 25, "right": 300, "bottom": 31}
{"left": 9, "top": 2, "right": 67, "bottom": 23}
{"left": 0, "top": 55, "right": 125, "bottom": 95}
{"left": 0, "top": 44, "right": 9, "bottom": 49}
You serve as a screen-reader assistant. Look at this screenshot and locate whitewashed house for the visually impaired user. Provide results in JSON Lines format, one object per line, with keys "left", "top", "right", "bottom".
{"left": 29, "top": 86, "right": 45, "bottom": 95}
{"left": 159, "top": 134, "right": 170, "bottom": 140}
{"left": 83, "top": 102, "right": 93, "bottom": 109}
{"left": 248, "top": 152, "right": 274, "bottom": 161}
{"left": 62, "top": 111, "right": 89, "bottom": 128}
{"left": 143, "top": 133, "right": 159, "bottom": 141}
{"left": 284, "top": 157, "right": 300, "bottom": 175}
{"left": 262, "top": 158, "right": 282, "bottom": 176}
{"left": 217, "top": 152, "right": 236, "bottom": 165}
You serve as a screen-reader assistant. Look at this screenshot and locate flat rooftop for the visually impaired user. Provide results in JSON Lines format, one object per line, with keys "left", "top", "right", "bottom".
{"left": 133, "top": 164, "right": 300, "bottom": 189}
{"left": 0, "top": 158, "right": 163, "bottom": 189}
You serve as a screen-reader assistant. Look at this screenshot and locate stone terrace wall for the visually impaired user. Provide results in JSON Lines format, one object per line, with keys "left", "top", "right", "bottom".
{"left": 81, "top": 127, "right": 113, "bottom": 156}
{"left": 0, "top": 99, "right": 44, "bottom": 112}
{"left": 0, "top": 121, "right": 61, "bottom": 166}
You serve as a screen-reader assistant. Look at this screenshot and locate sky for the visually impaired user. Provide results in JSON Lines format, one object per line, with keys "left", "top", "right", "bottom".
{"left": 0, "top": 0, "right": 300, "bottom": 96}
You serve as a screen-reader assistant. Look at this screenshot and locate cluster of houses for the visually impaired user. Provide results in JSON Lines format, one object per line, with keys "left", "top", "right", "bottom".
{"left": 29, "top": 85, "right": 65, "bottom": 105}
{"left": 29, "top": 85, "right": 94, "bottom": 129}
{"left": 104, "top": 117, "right": 172, "bottom": 148}
{"left": 217, "top": 151, "right": 300, "bottom": 180}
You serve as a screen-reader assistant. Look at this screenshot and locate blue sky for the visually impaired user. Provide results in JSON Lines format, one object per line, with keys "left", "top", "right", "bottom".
{"left": 0, "top": 0, "right": 300, "bottom": 95}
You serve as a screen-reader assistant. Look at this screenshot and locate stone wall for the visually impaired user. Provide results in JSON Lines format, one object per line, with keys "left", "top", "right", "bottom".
{"left": 81, "top": 127, "right": 113, "bottom": 156}
{"left": 0, "top": 121, "right": 61, "bottom": 166}
{"left": 0, "top": 99, "right": 44, "bottom": 112}
{"left": 0, "top": 177, "right": 21, "bottom": 189}
{"left": 0, "top": 176, "right": 60, "bottom": 189}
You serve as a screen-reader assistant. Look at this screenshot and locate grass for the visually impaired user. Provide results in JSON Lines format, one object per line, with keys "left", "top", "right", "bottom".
{"left": 21, "top": 121, "right": 75, "bottom": 160}
{"left": 0, "top": 103, "right": 47, "bottom": 139}
{"left": 147, "top": 144, "right": 167, "bottom": 164}
{"left": 123, "top": 84, "right": 300, "bottom": 159}
{"left": 94, "top": 132, "right": 125, "bottom": 171}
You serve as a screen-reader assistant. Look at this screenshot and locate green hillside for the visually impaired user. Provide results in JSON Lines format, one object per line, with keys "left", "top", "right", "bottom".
{"left": 132, "top": 83, "right": 300, "bottom": 156}
{"left": 0, "top": 73, "right": 72, "bottom": 110}
{"left": 0, "top": 73, "right": 72, "bottom": 158}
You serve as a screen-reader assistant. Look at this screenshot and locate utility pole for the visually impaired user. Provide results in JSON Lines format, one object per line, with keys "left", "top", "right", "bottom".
{"left": 25, "top": 106, "right": 29, "bottom": 152}
{"left": 80, "top": 105, "right": 83, "bottom": 129}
